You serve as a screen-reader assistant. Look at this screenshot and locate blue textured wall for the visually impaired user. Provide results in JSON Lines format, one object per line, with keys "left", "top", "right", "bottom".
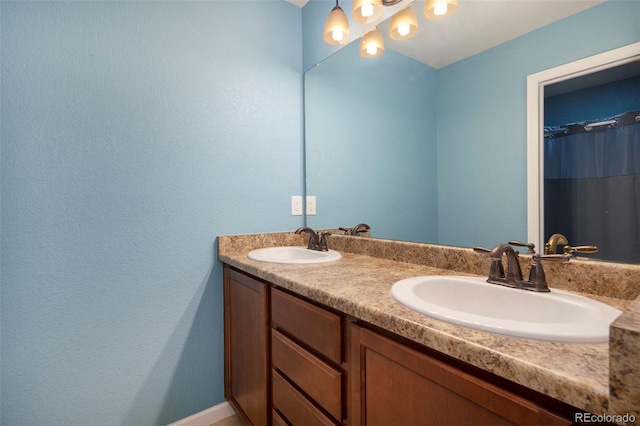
{"left": 0, "top": 2, "right": 303, "bottom": 425}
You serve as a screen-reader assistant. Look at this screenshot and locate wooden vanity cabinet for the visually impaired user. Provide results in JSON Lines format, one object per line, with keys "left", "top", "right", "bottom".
{"left": 349, "top": 323, "right": 572, "bottom": 426}
{"left": 223, "top": 265, "right": 575, "bottom": 426}
{"left": 271, "top": 287, "right": 345, "bottom": 425}
{"left": 224, "top": 267, "right": 270, "bottom": 426}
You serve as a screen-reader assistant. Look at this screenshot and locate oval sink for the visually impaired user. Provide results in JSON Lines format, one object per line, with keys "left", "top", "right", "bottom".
{"left": 248, "top": 246, "right": 342, "bottom": 264}
{"left": 391, "top": 275, "right": 621, "bottom": 343}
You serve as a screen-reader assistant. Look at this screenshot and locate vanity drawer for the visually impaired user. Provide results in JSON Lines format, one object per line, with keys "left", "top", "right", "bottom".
{"left": 272, "top": 370, "right": 338, "bottom": 426}
{"left": 272, "top": 410, "right": 288, "bottom": 426}
{"left": 271, "top": 288, "right": 342, "bottom": 364}
{"left": 272, "top": 329, "right": 343, "bottom": 420}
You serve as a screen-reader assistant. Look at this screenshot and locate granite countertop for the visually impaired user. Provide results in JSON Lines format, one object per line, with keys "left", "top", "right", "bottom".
{"left": 218, "top": 232, "right": 640, "bottom": 420}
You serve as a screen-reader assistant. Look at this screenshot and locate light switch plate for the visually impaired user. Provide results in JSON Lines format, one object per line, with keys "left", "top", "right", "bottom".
{"left": 306, "top": 196, "right": 316, "bottom": 215}
{"left": 291, "top": 196, "right": 303, "bottom": 216}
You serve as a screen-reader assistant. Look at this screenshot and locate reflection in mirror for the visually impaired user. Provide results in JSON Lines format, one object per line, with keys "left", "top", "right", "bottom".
{"left": 527, "top": 42, "right": 640, "bottom": 264}
{"left": 305, "top": 0, "right": 640, "bottom": 262}
{"left": 305, "top": 40, "right": 438, "bottom": 243}
{"left": 543, "top": 64, "right": 640, "bottom": 263}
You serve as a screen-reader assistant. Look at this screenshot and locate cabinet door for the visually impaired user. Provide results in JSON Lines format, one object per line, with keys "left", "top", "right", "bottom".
{"left": 350, "top": 323, "right": 571, "bottom": 426}
{"left": 224, "top": 267, "right": 270, "bottom": 425}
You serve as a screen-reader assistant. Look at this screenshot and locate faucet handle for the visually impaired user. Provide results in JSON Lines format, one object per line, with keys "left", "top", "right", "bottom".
{"left": 525, "top": 254, "right": 547, "bottom": 290}
{"left": 473, "top": 247, "right": 505, "bottom": 280}
{"left": 508, "top": 240, "right": 536, "bottom": 254}
{"left": 521, "top": 253, "right": 570, "bottom": 292}
{"left": 319, "top": 231, "right": 332, "bottom": 251}
{"left": 563, "top": 245, "right": 598, "bottom": 255}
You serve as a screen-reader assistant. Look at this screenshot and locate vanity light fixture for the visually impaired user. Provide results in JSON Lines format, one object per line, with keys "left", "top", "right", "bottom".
{"left": 389, "top": 6, "right": 418, "bottom": 41}
{"left": 424, "top": 0, "right": 458, "bottom": 19}
{"left": 360, "top": 28, "right": 385, "bottom": 58}
{"left": 353, "top": 0, "right": 383, "bottom": 24}
{"left": 323, "top": 0, "right": 351, "bottom": 46}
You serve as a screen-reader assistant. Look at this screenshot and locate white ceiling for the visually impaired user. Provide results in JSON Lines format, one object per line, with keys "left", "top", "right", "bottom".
{"left": 381, "top": 0, "right": 605, "bottom": 68}
{"left": 292, "top": 0, "right": 605, "bottom": 69}
{"left": 286, "top": 0, "right": 309, "bottom": 7}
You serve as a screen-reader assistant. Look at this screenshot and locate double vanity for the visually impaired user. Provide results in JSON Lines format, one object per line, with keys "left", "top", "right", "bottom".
{"left": 218, "top": 231, "right": 640, "bottom": 425}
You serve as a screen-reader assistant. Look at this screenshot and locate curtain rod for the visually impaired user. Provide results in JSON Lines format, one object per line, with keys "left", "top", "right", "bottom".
{"left": 544, "top": 111, "right": 640, "bottom": 138}
{"left": 584, "top": 114, "right": 640, "bottom": 131}
{"left": 584, "top": 119, "right": 618, "bottom": 131}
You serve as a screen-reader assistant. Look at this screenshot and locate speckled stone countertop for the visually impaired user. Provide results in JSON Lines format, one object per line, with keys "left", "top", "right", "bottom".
{"left": 218, "top": 232, "right": 640, "bottom": 420}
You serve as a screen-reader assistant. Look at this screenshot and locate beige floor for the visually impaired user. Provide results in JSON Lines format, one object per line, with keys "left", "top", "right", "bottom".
{"left": 209, "top": 414, "right": 243, "bottom": 426}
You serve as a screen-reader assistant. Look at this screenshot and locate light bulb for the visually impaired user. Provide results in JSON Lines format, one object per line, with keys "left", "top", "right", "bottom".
{"left": 361, "top": 2, "right": 374, "bottom": 17}
{"left": 390, "top": 6, "right": 418, "bottom": 40}
{"left": 398, "top": 23, "right": 410, "bottom": 37}
{"left": 353, "top": 0, "right": 382, "bottom": 24}
{"left": 323, "top": 4, "right": 350, "bottom": 45}
{"left": 425, "top": 0, "right": 457, "bottom": 19}
{"left": 360, "top": 28, "right": 384, "bottom": 58}
{"left": 434, "top": 1, "right": 447, "bottom": 15}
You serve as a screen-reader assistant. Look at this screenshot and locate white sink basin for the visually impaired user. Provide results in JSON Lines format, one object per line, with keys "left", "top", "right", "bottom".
{"left": 391, "top": 275, "right": 621, "bottom": 343}
{"left": 248, "top": 246, "right": 342, "bottom": 264}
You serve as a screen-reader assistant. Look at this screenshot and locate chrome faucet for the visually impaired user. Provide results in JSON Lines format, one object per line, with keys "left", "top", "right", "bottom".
{"left": 295, "top": 227, "right": 331, "bottom": 251}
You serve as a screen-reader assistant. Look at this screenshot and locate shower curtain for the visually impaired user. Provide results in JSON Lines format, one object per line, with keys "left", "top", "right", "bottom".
{"left": 544, "top": 110, "right": 640, "bottom": 263}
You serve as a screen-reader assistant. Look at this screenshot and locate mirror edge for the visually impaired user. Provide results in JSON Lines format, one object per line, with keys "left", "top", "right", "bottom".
{"left": 526, "top": 41, "right": 640, "bottom": 252}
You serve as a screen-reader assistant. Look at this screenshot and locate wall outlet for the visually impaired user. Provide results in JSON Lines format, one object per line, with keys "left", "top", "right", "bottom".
{"left": 306, "top": 196, "right": 316, "bottom": 215}
{"left": 291, "top": 196, "right": 303, "bottom": 216}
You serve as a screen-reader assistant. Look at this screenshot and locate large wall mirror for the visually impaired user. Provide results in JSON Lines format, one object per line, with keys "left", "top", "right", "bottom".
{"left": 304, "top": 0, "right": 640, "bottom": 263}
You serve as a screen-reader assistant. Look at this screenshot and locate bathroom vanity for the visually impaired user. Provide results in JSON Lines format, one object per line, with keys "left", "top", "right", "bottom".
{"left": 219, "top": 232, "right": 640, "bottom": 425}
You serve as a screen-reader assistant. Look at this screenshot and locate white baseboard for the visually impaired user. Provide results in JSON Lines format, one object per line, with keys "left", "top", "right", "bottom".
{"left": 168, "top": 401, "right": 235, "bottom": 426}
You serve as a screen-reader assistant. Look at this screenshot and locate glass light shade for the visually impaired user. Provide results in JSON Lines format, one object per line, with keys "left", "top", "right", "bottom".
{"left": 360, "top": 29, "right": 385, "bottom": 58}
{"left": 389, "top": 7, "right": 418, "bottom": 41}
{"left": 352, "top": 0, "right": 383, "bottom": 24}
{"left": 323, "top": 5, "right": 351, "bottom": 45}
{"left": 425, "top": 0, "right": 458, "bottom": 20}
